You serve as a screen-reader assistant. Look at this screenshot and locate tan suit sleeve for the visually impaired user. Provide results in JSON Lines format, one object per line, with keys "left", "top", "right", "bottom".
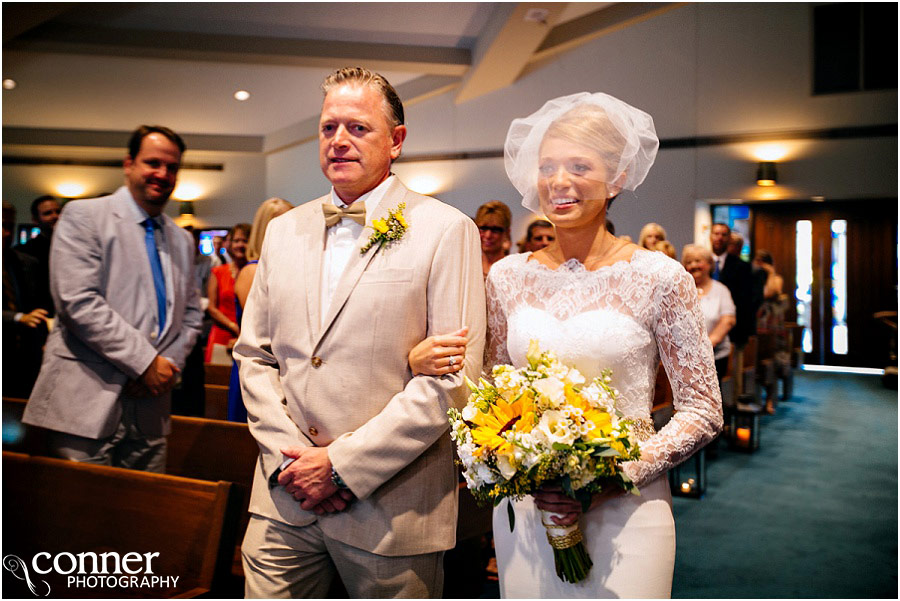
{"left": 327, "top": 215, "right": 486, "bottom": 500}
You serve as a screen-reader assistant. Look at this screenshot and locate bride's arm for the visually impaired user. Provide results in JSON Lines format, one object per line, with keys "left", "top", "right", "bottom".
{"left": 408, "top": 327, "right": 469, "bottom": 375}
{"left": 483, "top": 269, "right": 512, "bottom": 374}
{"left": 624, "top": 265, "right": 724, "bottom": 489}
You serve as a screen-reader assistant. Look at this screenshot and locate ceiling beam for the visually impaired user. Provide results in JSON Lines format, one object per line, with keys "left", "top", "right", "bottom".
{"left": 2, "top": 3, "right": 78, "bottom": 44}
{"left": 528, "top": 2, "right": 685, "bottom": 66}
{"left": 262, "top": 74, "right": 462, "bottom": 154}
{"left": 454, "top": 3, "right": 568, "bottom": 105}
{"left": 2, "top": 127, "right": 263, "bottom": 153}
{"left": 6, "top": 22, "right": 471, "bottom": 76}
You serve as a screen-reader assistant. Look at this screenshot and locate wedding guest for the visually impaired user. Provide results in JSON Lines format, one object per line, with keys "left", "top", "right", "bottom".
{"left": 210, "top": 235, "right": 227, "bottom": 267}
{"left": 753, "top": 249, "right": 789, "bottom": 413}
{"left": 475, "top": 200, "right": 512, "bottom": 278}
{"left": 19, "top": 195, "right": 62, "bottom": 316}
{"left": 3, "top": 202, "right": 50, "bottom": 397}
{"left": 234, "top": 66, "right": 485, "bottom": 598}
{"left": 23, "top": 125, "right": 202, "bottom": 471}
{"left": 171, "top": 226, "right": 210, "bottom": 417}
{"left": 682, "top": 244, "right": 736, "bottom": 378}
{"left": 654, "top": 239, "right": 677, "bottom": 260}
{"left": 517, "top": 218, "right": 554, "bottom": 253}
{"left": 484, "top": 92, "right": 722, "bottom": 597}
{"left": 710, "top": 222, "right": 755, "bottom": 347}
{"left": 638, "top": 222, "right": 667, "bottom": 250}
{"left": 205, "top": 223, "right": 249, "bottom": 363}
{"left": 227, "top": 197, "right": 293, "bottom": 422}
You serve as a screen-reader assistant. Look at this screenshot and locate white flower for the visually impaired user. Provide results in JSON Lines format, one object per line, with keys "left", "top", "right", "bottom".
{"left": 461, "top": 404, "right": 478, "bottom": 421}
{"left": 564, "top": 367, "right": 585, "bottom": 386}
{"left": 496, "top": 454, "right": 517, "bottom": 480}
{"left": 537, "top": 410, "right": 577, "bottom": 446}
{"left": 474, "top": 462, "right": 497, "bottom": 485}
{"left": 533, "top": 377, "right": 565, "bottom": 406}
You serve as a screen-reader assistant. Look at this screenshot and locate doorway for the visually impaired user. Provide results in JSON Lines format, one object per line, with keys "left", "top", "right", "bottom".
{"left": 752, "top": 199, "right": 897, "bottom": 368}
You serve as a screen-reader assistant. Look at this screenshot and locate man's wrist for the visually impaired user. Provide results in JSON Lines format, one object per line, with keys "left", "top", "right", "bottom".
{"left": 331, "top": 466, "right": 348, "bottom": 490}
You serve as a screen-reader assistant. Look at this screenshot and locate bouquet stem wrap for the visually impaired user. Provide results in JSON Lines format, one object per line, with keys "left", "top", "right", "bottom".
{"left": 541, "top": 511, "right": 593, "bottom": 583}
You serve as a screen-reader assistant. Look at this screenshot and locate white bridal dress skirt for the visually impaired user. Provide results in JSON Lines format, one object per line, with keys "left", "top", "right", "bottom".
{"left": 492, "top": 476, "right": 675, "bottom": 599}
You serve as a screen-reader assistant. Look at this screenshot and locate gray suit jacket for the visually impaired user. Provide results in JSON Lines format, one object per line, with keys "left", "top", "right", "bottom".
{"left": 234, "top": 178, "right": 486, "bottom": 556}
{"left": 24, "top": 187, "right": 203, "bottom": 439}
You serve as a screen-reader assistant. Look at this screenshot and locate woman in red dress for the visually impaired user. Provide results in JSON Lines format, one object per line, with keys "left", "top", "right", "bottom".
{"left": 205, "top": 223, "right": 249, "bottom": 362}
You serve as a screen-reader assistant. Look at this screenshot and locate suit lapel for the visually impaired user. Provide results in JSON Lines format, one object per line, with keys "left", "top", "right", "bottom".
{"left": 111, "top": 190, "right": 159, "bottom": 331}
{"left": 303, "top": 198, "right": 329, "bottom": 345}
{"left": 315, "top": 179, "right": 408, "bottom": 346}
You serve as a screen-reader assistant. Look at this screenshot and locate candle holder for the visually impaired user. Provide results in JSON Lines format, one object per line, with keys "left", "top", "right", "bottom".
{"left": 669, "top": 448, "right": 706, "bottom": 498}
{"left": 729, "top": 400, "right": 761, "bottom": 452}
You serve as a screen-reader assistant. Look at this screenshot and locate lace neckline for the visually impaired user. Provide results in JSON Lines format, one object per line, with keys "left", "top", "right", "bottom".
{"left": 522, "top": 247, "right": 650, "bottom": 274}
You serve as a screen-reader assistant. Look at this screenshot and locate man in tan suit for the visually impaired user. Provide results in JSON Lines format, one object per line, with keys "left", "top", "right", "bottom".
{"left": 234, "top": 67, "right": 485, "bottom": 597}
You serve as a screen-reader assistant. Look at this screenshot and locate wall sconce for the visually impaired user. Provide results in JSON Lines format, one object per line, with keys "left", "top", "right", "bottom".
{"left": 756, "top": 161, "right": 777, "bottom": 187}
{"left": 56, "top": 182, "right": 86, "bottom": 198}
{"left": 179, "top": 202, "right": 195, "bottom": 216}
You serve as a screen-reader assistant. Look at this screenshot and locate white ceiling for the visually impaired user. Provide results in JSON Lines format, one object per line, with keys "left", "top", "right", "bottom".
{"left": 2, "top": 2, "right": 658, "bottom": 145}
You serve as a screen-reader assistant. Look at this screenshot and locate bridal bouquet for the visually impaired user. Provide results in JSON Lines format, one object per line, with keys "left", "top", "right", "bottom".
{"left": 448, "top": 340, "right": 642, "bottom": 584}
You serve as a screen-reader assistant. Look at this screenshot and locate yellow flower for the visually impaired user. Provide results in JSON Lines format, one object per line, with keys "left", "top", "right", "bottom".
{"left": 372, "top": 218, "right": 389, "bottom": 234}
{"left": 395, "top": 212, "right": 408, "bottom": 228}
{"left": 469, "top": 395, "right": 530, "bottom": 457}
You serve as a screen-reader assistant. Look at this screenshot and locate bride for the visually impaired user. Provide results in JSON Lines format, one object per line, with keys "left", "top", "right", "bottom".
{"left": 492, "top": 92, "right": 722, "bottom": 598}
{"left": 414, "top": 92, "right": 723, "bottom": 598}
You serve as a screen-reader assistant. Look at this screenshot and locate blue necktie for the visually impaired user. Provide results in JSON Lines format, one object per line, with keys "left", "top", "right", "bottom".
{"left": 143, "top": 219, "right": 167, "bottom": 334}
{"left": 712, "top": 258, "right": 721, "bottom": 281}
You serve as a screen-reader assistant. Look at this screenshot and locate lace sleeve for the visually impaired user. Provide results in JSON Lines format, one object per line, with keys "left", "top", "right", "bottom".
{"left": 484, "top": 268, "right": 512, "bottom": 374}
{"left": 625, "top": 266, "right": 724, "bottom": 488}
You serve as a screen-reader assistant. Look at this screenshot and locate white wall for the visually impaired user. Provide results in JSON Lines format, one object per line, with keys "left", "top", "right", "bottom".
{"left": 263, "top": 3, "right": 897, "bottom": 253}
{"left": 3, "top": 149, "right": 266, "bottom": 228}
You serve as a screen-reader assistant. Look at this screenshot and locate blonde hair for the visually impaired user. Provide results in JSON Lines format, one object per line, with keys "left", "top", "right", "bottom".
{"left": 638, "top": 222, "right": 667, "bottom": 249}
{"left": 543, "top": 105, "right": 627, "bottom": 188}
{"left": 654, "top": 240, "right": 677, "bottom": 259}
{"left": 681, "top": 243, "right": 713, "bottom": 266}
{"left": 246, "top": 197, "right": 293, "bottom": 261}
{"left": 474, "top": 201, "right": 511, "bottom": 230}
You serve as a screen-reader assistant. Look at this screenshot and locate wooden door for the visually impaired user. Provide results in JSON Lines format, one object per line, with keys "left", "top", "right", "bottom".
{"left": 752, "top": 199, "right": 897, "bottom": 368}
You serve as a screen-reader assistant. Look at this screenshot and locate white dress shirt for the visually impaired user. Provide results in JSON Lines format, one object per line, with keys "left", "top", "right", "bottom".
{"left": 320, "top": 176, "right": 394, "bottom": 328}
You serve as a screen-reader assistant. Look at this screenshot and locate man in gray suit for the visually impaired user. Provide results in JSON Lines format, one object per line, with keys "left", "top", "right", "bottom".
{"left": 23, "top": 125, "right": 203, "bottom": 472}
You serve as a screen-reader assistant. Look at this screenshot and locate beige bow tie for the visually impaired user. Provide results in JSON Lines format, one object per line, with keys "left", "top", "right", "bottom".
{"left": 322, "top": 201, "right": 366, "bottom": 227}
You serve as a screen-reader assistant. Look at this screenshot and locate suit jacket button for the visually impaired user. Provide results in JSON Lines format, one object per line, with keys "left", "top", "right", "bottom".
{"left": 281, "top": 399, "right": 287, "bottom": 406}
{"left": 309, "top": 426, "right": 318, "bottom": 436}
{"left": 311, "top": 356, "right": 323, "bottom": 368}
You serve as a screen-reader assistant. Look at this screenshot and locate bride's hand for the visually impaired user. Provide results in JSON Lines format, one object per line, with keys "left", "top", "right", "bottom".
{"left": 533, "top": 485, "right": 624, "bottom": 526}
{"left": 408, "top": 327, "right": 468, "bottom": 376}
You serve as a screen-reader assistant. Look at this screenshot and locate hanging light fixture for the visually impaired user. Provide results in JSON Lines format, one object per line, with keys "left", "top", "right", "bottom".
{"left": 756, "top": 161, "right": 777, "bottom": 186}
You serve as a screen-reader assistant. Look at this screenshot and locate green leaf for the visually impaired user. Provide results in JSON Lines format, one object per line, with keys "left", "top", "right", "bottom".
{"left": 507, "top": 498, "right": 516, "bottom": 532}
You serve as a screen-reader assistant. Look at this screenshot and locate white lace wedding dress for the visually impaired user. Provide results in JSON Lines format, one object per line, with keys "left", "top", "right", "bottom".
{"left": 484, "top": 249, "right": 723, "bottom": 599}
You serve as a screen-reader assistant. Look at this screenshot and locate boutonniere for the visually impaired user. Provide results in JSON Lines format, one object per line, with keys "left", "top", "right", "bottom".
{"left": 360, "top": 202, "right": 408, "bottom": 255}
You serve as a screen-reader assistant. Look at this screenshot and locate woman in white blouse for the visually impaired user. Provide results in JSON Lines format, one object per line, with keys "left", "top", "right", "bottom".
{"left": 682, "top": 244, "right": 736, "bottom": 378}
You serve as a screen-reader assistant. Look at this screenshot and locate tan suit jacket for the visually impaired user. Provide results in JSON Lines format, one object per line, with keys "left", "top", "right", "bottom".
{"left": 234, "top": 178, "right": 485, "bottom": 556}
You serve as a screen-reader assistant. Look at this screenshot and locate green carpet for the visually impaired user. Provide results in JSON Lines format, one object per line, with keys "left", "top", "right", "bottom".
{"left": 673, "top": 371, "right": 898, "bottom": 598}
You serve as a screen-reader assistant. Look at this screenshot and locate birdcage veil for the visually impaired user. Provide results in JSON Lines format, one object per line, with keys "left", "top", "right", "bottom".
{"left": 504, "top": 92, "right": 659, "bottom": 214}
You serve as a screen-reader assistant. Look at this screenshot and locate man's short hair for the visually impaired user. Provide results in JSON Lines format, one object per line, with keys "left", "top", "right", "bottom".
{"left": 30, "top": 195, "right": 59, "bottom": 221}
{"left": 712, "top": 222, "right": 731, "bottom": 234}
{"left": 127, "top": 125, "right": 186, "bottom": 160}
{"left": 321, "top": 66, "right": 405, "bottom": 128}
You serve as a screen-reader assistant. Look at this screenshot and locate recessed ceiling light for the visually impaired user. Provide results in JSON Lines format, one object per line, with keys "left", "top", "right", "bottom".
{"left": 234, "top": 90, "right": 250, "bottom": 101}
{"left": 3, "top": 78, "right": 16, "bottom": 90}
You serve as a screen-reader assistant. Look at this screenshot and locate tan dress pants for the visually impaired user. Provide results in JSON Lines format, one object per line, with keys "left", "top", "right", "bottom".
{"left": 241, "top": 514, "right": 444, "bottom": 599}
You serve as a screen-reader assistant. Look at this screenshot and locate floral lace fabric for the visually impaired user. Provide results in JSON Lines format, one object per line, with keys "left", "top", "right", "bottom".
{"left": 484, "top": 249, "right": 723, "bottom": 488}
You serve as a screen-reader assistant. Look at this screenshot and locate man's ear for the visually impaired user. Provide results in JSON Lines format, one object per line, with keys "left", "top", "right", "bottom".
{"left": 390, "top": 125, "right": 408, "bottom": 161}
